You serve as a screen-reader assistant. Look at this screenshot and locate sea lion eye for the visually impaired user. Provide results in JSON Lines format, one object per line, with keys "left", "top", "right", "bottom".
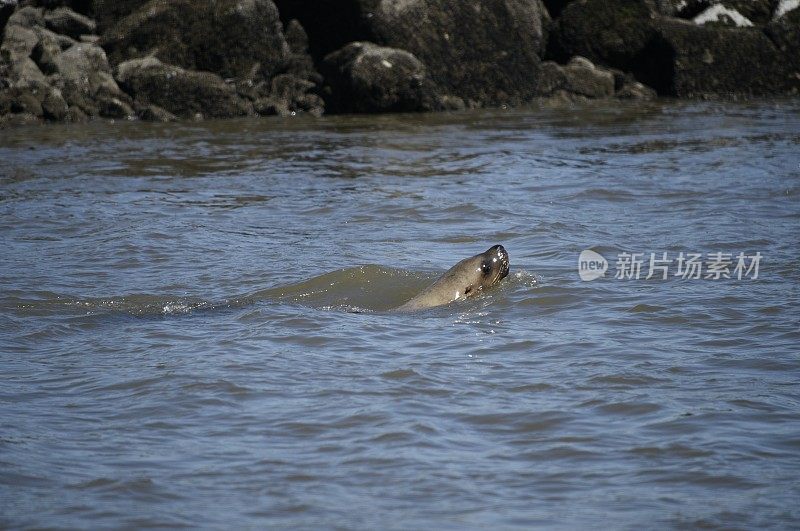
{"left": 481, "top": 261, "right": 492, "bottom": 275}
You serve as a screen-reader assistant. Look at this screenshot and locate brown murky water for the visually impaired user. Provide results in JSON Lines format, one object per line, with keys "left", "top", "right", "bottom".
{"left": 1, "top": 100, "right": 799, "bottom": 528}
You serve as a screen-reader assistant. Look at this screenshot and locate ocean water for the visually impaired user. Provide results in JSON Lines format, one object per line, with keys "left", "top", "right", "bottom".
{"left": 1, "top": 100, "right": 799, "bottom": 528}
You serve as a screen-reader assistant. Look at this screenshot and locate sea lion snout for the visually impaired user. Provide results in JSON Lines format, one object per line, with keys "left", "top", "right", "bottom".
{"left": 489, "top": 245, "right": 510, "bottom": 281}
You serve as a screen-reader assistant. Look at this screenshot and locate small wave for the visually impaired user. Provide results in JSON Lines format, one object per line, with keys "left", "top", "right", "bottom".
{"left": 627, "top": 303, "right": 667, "bottom": 313}
{"left": 3, "top": 292, "right": 215, "bottom": 318}
{"left": 569, "top": 188, "right": 637, "bottom": 202}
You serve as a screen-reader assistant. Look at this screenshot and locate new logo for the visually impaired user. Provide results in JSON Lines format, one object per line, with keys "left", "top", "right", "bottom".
{"left": 578, "top": 249, "right": 608, "bottom": 281}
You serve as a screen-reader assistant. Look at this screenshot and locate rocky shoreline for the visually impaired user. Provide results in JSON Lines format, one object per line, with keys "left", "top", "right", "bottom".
{"left": 1, "top": 0, "right": 798, "bottom": 126}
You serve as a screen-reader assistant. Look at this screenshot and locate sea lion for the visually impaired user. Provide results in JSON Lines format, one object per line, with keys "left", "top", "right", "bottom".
{"left": 393, "top": 245, "right": 510, "bottom": 311}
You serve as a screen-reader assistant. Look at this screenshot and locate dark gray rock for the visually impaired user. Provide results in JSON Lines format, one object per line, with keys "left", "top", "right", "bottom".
{"left": 0, "top": 72, "right": 74, "bottom": 122}
{"left": 50, "top": 41, "right": 134, "bottom": 117}
{"left": 548, "top": 0, "right": 658, "bottom": 71}
{"left": 115, "top": 56, "right": 253, "bottom": 119}
{"left": 228, "top": 18, "right": 324, "bottom": 117}
{"left": 91, "top": 0, "right": 143, "bottom": 32}
{"left": 0, "top": 3, "right": 135, "bottom": 121}
{"left": 51, "top": 39, "right": 108, "bottom": 77}
{"left": 0, "top": 58, "right": 8, "bottom": 90}
{"left": 536, "top": 57, "right": 614, "bottom": 99}
{"left": 652, "top": 0, "right": 683, "bottom": 16}
{"left": 709, "top": 1, "right": 774, "bottom": 25}
{"left": 722, "top": 1, "right": 775, "bottom": 25}
{"left": 31, "top": 26, "right": 75, "bottom": 74}
{"left": 0, "top": 110, "right": 42, "bottom": 126}
{"left": 284, "top": 18, "right": 308, "bottom": 56}
{"left": 44, "top": 7, "right": 95, "bottom": 38}
{"left": 134, "top": 102, "right": 177, "bottom": 122}
{"left": 268, "top": 72, "right": 324, "bottom": 116}
{"left": 548, "top": 0, "right": 798, "bottom": 97}
{"left": 100, "top": 0, "right": 323, "bottom": 119}
{"left": 1, "top": 1, "right": 18, "bottom": 42}
{"left": 17, "top": 0, "right": 93, "bottom": 15}
{"left": 361, "top": 0, "right": 550, "bottom": 106}
{"left": 101, "top": 0, "right": 290, "bottom": 81}
{"left": 5, "top": 4, "right": 41, "bottom": 29}
{"left": 1, "top": 8, "right": 55, "bottom": 119}
{"left": 275, "top": 0, "right": 549, "bottom": 107}
{"left": 615, "top": 77, "right": 658, "bottom": 99}
{"left": 1, "top": 9, "right": 42, "bottom": 64}
{"left": 764, "top": 6, "right": 800, "bottom": 80}
{"left": 280, "top": 19, "right": 318, "bottom": 79}
{"left": 275, "top": 18, "right": 324, "bottom": 115}
{"left": 40, "top": 84, "right": 68, "bottom": 118}
{"left": 0, "top": 85, "right": 43, "bottom": 115}
{"left": 534, "top": 54, "right": 657, "bottom": 101}
{"left": 322, "top": 41, "right": 440, "bottom": 114}
{"left": 646, "top": 18, "right": 797, "bottom": 96}
{"left": 654, "top": 0, "right": 710, "bottom": 17}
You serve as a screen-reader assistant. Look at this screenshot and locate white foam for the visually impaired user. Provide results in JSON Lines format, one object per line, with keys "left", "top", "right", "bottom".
{"left": 512, "top": 269, "right": 541, "bottom": 288}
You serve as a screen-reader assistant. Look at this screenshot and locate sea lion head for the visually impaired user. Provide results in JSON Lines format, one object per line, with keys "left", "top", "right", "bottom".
{"left": 461, "top": 244, "right": 510, "bottom": 298}
{"left": 392, "top": 244, "right": 510, "bottom": 311}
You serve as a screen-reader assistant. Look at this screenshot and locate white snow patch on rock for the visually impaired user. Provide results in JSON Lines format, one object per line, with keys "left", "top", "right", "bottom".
{"left": 694, "top": 4, "right": 754, "bottom": 27}
{"left": 774, "top": 0, "right": 799, "bottom": 18}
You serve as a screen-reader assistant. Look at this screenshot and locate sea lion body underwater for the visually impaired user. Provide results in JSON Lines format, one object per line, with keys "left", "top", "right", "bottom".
{"left": 393, "top": 245, "right": 510, "bottom": 312}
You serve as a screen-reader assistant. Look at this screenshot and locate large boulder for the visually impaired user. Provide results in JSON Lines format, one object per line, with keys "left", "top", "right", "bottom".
{"left": 115, "top": 56, "right": 253, "bottom": 119}
{"left": 101, "top": 0, "right": 290, "bottom": 81}
{"left": 275, "top": 0, "right": 550, "bottom": 107}
{"left": 645, "top": 18, "right": 797, "bottom": 96}
{"left": 361, "top": 0, "right": 550, "bottom": 106}
{"left": 90, "top": 0, "right": 143, "bottom": 32}
{"left": 321, "top": 41, "right": 440, "bottom": 113}
{"left": 44, "top": 6, "right": 95, "bottom": 38}
{"left": 765, "top": 5, "right": 800, "bottom": 73}
{"left": 1, "top": 7, "right": 43, "bottom": 65}
{"left": 548, "top": 0, "right": 658, "bottom": 70}
{"left": 51, "top": 41, "right": 133, "bottom": 117}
